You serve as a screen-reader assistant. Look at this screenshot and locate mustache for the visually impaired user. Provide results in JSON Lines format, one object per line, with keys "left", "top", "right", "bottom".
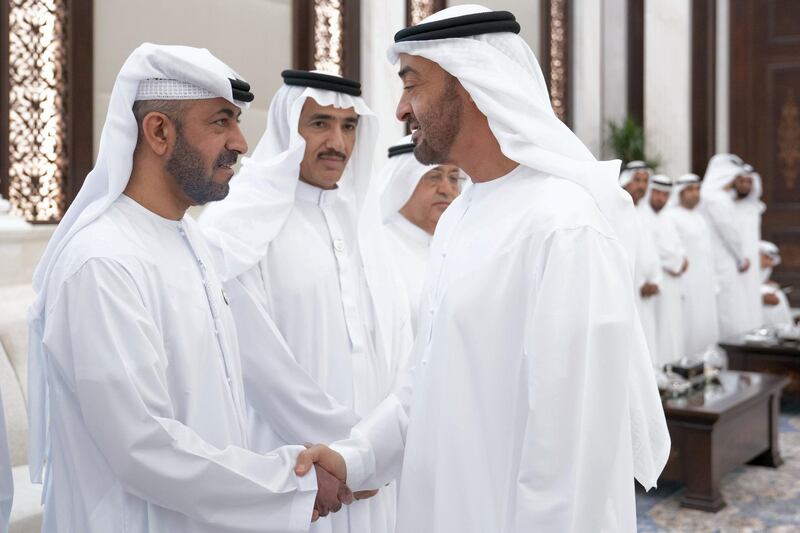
{"left": 215, "top": 150, "right": 239, "bottom": 168}
{"left": 317, "top": 149, "right": 346, "bottom": 160}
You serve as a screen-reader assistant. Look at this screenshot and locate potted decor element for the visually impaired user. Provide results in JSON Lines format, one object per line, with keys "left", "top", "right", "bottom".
{"left": 607, "top": 117, "right": 661, "bottom": 170}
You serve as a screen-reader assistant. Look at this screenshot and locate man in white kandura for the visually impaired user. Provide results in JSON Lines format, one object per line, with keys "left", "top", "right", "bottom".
{"left": 759, "top": 241, "right": 794, "bottom": 327}
{"left": 26, "top": 45, "right": 351, "bottom": 533}
{"left": 297, "top": 6, "right": 670, "bottom": 532}
{"left": 379, "top": 136, "right": 463, "bottom": 330}
{"left": 701, "top": 154, "right": 764, "bottom": 339}
{"left": 201, "top": 70, "right": 410, "bottom": 533}
{"left": 643, "top": 175, "right": 688, "bottom": 365}
{"left": 663, "top": 173, "right": 720, "bottom": 357}
{"left": 620, "top": 161, "right": 663, "bottom": 367}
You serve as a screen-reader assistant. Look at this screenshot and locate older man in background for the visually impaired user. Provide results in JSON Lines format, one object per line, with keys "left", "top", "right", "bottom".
{"left": 379, "top": 137, "right": 463, "bottom": 330}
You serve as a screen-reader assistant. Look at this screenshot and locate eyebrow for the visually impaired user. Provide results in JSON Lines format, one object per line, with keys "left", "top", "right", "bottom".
{"left": 308, "top": 113, "right": 335, "bottom": 122}
{"left": 214, "top": 107, "right": 241, "bottom": 119}
{"left": 308, "top": 113, "right": 360, "bottom": 123}
{"left": 398, "top": 66, "right": 418, "bottom": 79}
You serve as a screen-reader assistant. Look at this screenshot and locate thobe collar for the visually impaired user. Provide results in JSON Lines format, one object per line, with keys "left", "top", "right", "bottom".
{"left": 389, "top": 212, "right": 432, "bottom": 247}
{"left": 639, "top": 200, "right": 659, "bottom": 219}
{"left": 118, "top": 193, "right": 185, "bottom": 228}
{"left": 294, "top": 179, "right": 340, "bottom": 207}
{"left": 465, "top": 164, "right": 526, "bottom": 204}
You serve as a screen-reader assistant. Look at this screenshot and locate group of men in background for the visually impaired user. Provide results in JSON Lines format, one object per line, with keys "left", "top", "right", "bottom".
{"left": 620, "top": 155, "right": 794, "bottom": 372}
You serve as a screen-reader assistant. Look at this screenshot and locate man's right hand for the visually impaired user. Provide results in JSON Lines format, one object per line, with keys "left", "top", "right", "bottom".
{"left": 311, "top": 464, "right": 353, "bottom": 521}
{"left": 296, "top": 444, "right": 351, "bottom": 522}
{"left": 354, "top": 489, "right": 380, "bottom": 501}
{"left": 640, "top": 282, "right": 660, "bottom": 298}
{"left": 296, "top": 444, "right": 347, "bottom": 482}
{"left": 763, "top": 292, "right": 780, "bottom": 306}
{"left": 739, "top": 258, "right": 751, "bottom": 273}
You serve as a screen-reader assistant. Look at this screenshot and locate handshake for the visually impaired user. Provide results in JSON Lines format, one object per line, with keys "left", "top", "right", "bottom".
{"left": 295, "top": 444, "right": 378, "bottom": 522}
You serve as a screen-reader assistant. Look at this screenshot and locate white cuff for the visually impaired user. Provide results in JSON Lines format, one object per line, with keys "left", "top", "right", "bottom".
{"left": 287, "top": 450, "right": 318, "bottom": 532}
{"left": 330, "top": 438, "right": 371, "bottom": 490}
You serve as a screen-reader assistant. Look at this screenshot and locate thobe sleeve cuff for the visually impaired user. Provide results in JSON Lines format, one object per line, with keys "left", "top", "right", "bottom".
{"left": 330, "top": 437, "right": 373, "bottom": 490}
{"left": 288, "top": 456, "right": 318, "bottom": 532}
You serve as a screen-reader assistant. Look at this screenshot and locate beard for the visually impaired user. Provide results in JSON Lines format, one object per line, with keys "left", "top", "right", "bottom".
{"left": 682, "top": 198, "right": 699, "bottom": 209}
{"left": 166, "top": 128, "right": 238, "bottom": 205}
{"left": 413, "top": 76, "right": 463, "bottom": 165}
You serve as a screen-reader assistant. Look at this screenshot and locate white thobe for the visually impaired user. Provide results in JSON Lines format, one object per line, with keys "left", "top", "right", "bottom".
{"left": 226, "top": 180, "right": 399, "bottom": 533}
{"left": 643, "top": 203, "right": 687, "bottom": 365}
{"left": 634, "top": 205, "right": 663, "bottom": 367}
{"left": 0, "top": 390, "right": 11, "bottom": 533}
{"left": 333, "top": 166, "right": 653, "bottom": 532}
{"left": 38, "top": 195, "right": 316, "bottom": 533}
{"left": 384, "top": 213, "right": 432, "bottom": 333}
{"left": 737, "top": 200, "right": 764, "bottom": 329}
{"left": 703, "top": 195, "right": 762, "bottom": 338}
{"left": 663, "top": 205, "right": 720, "bottom": 356}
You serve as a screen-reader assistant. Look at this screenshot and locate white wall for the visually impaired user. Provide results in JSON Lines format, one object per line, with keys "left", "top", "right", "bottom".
{"left": 716, "top": 0, "right": 730, "bottom": 155}
{"left": 93, "top": 0, "right": 292, "bottom": 159}
{"left": 601, "top": 0, "right": 628, "bottom": 158}
{"left": 560, "top": 0, "right": 629, "bottom": 159}
{"left": 360, "top": 0, "right": 406, "bottom": 161}
{"left": 447, "top": 0, "right": 540, "bottom": 57}
{"left": 644, "top": 0, "right": 692, "bottom": 177}
{"left": 572, "top": 0, "right": 603, "bottom": 156}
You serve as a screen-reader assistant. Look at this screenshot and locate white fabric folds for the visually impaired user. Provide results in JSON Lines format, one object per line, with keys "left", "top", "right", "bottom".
{"left": 27, "top": 43, "right": 250, "bottom": 484}
{"left": 200, "top": 80, "right": 377, "bottom": 282}
{"left": 385, "top": 3, "right": 668, "bottom": 491}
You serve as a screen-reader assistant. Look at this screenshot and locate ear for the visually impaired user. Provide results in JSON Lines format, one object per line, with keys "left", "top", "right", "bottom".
{"left": 140, "top": 112, "right": 176, "bottom": 157}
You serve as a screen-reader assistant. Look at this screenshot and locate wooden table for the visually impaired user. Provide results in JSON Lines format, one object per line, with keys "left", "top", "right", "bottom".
{"left": 720, "top": 336, "right": 800, "bottom": 403}
{"left": 660, "top": 371, "right": 789, "bottom": 511}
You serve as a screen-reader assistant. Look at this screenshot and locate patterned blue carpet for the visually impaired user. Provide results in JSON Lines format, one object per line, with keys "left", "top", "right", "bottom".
{"left": 636, "top": 405, "right": 800, "bottom": 532}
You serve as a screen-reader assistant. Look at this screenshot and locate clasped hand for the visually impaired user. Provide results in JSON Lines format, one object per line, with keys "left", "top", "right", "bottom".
{"left": 295, "top": 444, "right": 379, "bottom": 522}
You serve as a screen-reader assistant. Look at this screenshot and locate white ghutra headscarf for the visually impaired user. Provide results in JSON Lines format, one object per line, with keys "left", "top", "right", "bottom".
{"left": 668, "top": 173, "right": 701, "bottom": 207}
{"left": 701, "top": 153, "right": 762, "bottom": 204}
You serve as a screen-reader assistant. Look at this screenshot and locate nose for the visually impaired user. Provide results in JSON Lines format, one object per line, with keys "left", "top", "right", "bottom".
{"left": 228, "top": 121, "right": 248, "bottom": 154}
{"left": 396, "top": 92, "right": 411, "bottom": 123}
{"left": 326, "top": 124, "right": 347, "bottom": 153}
{"left": 437, "top": 178, "right": 457, "bottom": 198}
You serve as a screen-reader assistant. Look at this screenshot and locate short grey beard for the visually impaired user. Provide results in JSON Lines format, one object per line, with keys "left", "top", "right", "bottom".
{"left": 413, "top": 77, "right": 463, "bottom": 165}
{"left": 166, "top": 128, "right": 230, "bottom": 205}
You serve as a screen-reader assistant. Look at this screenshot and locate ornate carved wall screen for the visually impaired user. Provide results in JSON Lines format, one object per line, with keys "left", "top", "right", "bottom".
{"left": 293, "top": 0, "right": 360, "bottom": 81}
{"left": 1, "top": 0, "right": 93, "bottom": 223}
{"left": 406, "top": 0, "right": 446, "bottom": 27}
{"left": 540, "top": 0, "right": 571, "bottom": 126}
